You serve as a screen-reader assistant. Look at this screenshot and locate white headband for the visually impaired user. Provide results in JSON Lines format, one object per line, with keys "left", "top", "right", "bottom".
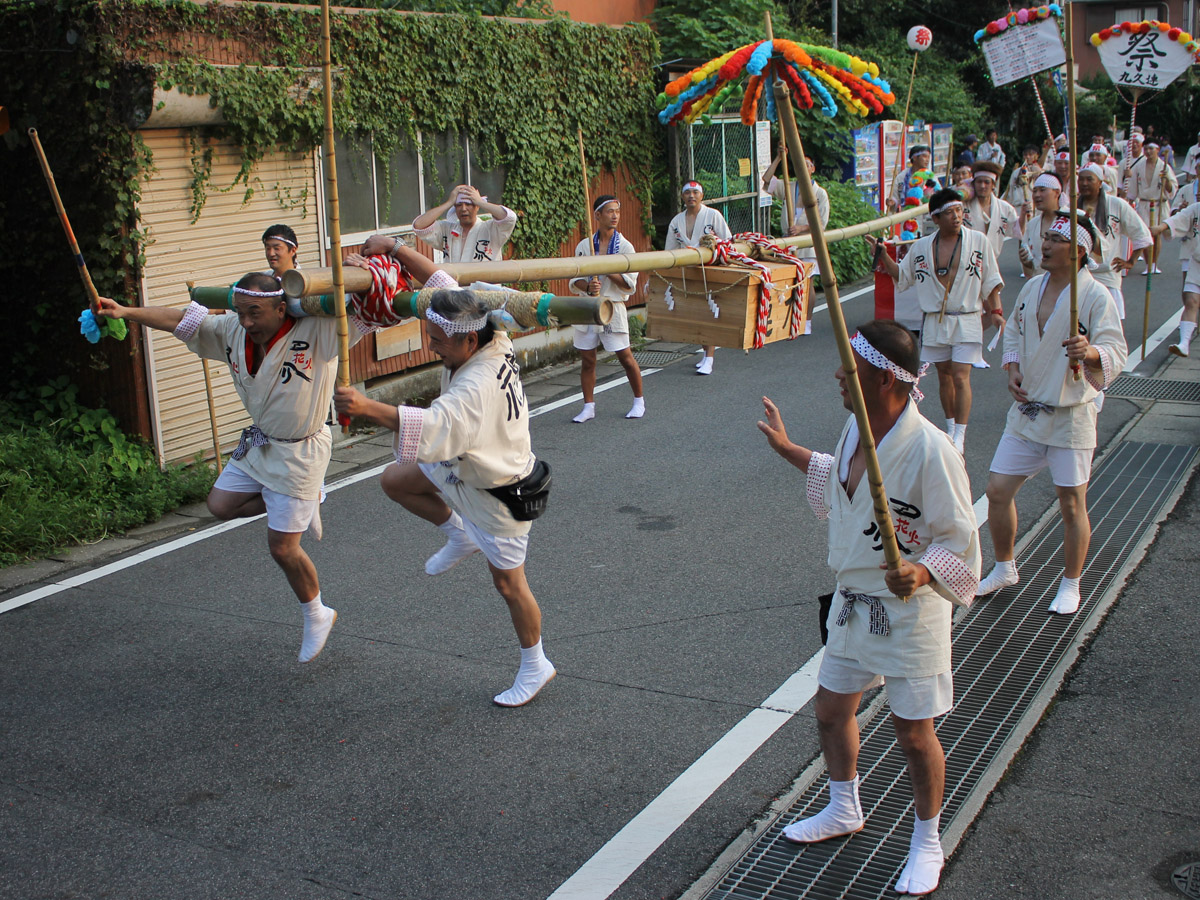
{"left": 1033, "top": 173, "right": 1062, "bottom": 191}
{"left": 1088, "top": 143, "right": 1108, "bottom": 155}
{"left": 1047, "top": 217, "right": 1097, "bottom": 268}
{"left": 1078, "top": 163, "right": 1104, "bottom": 181}
{"left": 426, "top": 306, "right": 488, "bottom": 335}
{"left": 682, "top": 181, "right": 703, "bottom": 193}
{"left": 455, "top": 193, "right": 484, "bottom": 206}
{"left": 1145, "top": 141, "right": 1159, "bottom": 149}
{"left": 263, "top": 235, "right": 297, "bottom": 248}
{"left": 594, "top": 198, "right": 620, "bottom": 214}
{"left": 930, "top": 198, "right": 963, "bottom": 216}
{"left": 233, "top": 286, "right": 284, "bottom": 298}
{"left": 973, "top": 171, "right": 998, "bottom": 183}
{"left": 851, "top": 332, "right": 929, "bottom": 402}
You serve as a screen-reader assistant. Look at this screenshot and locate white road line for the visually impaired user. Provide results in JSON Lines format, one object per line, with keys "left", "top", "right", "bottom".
{"left": 546, "top": 652, "right": 825, "bottom": 900}
{"left": 810, "top": 283, "right": 874, "bottom": 316}
{"left": 1125, "top": 309, "right": 1183, "bottom": 372}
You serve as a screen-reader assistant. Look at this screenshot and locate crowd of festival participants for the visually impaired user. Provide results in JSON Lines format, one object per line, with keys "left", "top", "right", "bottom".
{"left": 91, "top": 120, "right": 1200, "bottom": 894}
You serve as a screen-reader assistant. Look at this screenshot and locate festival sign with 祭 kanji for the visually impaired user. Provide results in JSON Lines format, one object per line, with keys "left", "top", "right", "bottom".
{"left": 1091, "top": 20, "right": 1200, "bottom": 91}
{"left": 974, "top": 5, "right": 1065, "bottom": 87}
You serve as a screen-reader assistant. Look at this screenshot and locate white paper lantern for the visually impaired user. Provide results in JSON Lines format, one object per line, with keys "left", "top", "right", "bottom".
{"left": 907, "top": 25, "right": 933, "bottom": 52}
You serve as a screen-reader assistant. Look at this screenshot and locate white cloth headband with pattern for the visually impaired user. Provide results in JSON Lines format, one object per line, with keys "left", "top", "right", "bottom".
{"left": 851, "top": 332, "right": 929, "bottom": 402}
{"left": 233, "top": 286, "right": 285, "bottom": 298}
{"left": 930, "top": 199, "right": 963, "bottom": 216}
{"left": 1047, "top": 217, "right": 1094, "bottom": 255}
{"left": 426, "top": 306, "right": 488, "bottom": 334}
{"left": 263, "top": 235, "right": 297, "bottom": 248}
{"left": 1033, "top": 173, "right": 1062, "bottom": 191}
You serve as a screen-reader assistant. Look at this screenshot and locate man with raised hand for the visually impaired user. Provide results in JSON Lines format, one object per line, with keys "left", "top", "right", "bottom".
{"left": 758, "top": 320, "right": 979, "bottom": 897}
{"left": 413, "top": 183, "right": 516, "bottom": 264}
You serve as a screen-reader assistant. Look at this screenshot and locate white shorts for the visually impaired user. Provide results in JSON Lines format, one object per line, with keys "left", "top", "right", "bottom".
{"left": 573, "top": 326, "right": 631, "bottom": 352}
{"left": 921, "top": 341, "right": 983, "bottom": 365}
{"left": 213, "top": 460, "right": 320, "bottom": 534}
{"left": 818, "top": 651, "right": 953, "bottom": 721}
{"left": 418, "top": 462, "right": 529, "bottom": 570}
{"left": 1181, "top": 259, "right": 1189, "bottom": 273}
{"left": 1184, "top": 281, "right": 1200, "bottom": 295}
{"left": 990, "top": 433, "right": 1093, "bottom": 488}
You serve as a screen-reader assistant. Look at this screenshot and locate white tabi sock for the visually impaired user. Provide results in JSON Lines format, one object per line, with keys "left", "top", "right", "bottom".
{"left": 1172, "top": 321, "right": 1196, "bottom": 357}
{"left": 894, "top": 811, "right": 944, "bottom": 895}
{"left": 977, "top": 559, "right": 1019, "bottom": 595}
{"left": 625, "top": 397, "right": 646, "bottom": 419}
{"left": 697, "top": 356, "right": 714, "bottom": 375}
{"left": 572, "top": 402, "right": 596, "bottom": 424}
{"left": 781, "top": 775, "right": 864, "bottom": 844}
{"left": 1050, "top": 576, "right": 1082, "bottom": 615}
{"left": 951, "top": 423, "right": 966, "bottom": 455}
{"left": 493, "top": 639, "right": 556, "bottom": 707}
{"left": 298, "top": 593, "right": 337, "bottom": 663}
{"left": 426, "top": 512, "right": 480, "bottom": 575}
{"left": 944, "top": 418, "right": 956, "bottom": 435}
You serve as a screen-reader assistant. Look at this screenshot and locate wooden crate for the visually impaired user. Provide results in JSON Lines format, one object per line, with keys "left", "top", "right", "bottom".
{"left": 645, "top": 260, "right": 813, "bottom": 349}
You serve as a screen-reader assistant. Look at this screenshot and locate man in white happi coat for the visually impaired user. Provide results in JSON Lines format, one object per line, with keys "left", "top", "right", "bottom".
{"left": 977, "top": 128, "right": 1006, "bottom": 169}
{"left": 1150, "top": 187, "right": 1200, "bottom": 357}
{"left": 1077, "top": 164, "right": 1152, "bottom": 319}
{"left": 965, "top": 161, "right": 1021, "bottom": 262}
{"left": 665, "top": 180, "right": 733, "bottom": 373}
{"left": 569, "top": 194, "right": 645, "bottom": 422}
{"left": 95, "top": 257, "right": 428, "bottom": 662}
{"left": 869, "top": 188, "right": 1004, "bottom": 454}
{"left": 1018, "top": 173, "right": 1067, "bottom": 279}
{"left": 1116, "top": 132, "right": 1144, "bottom": 199}
{"left": 334, "top": 257, "right": 555, "bottom": 707}
{"left": 763, "top": 153, "right": 829, "bottom": 335}
{"left": 1129, "top": 142, "right": 1179, "bottom": 273}
{"left": 977, "top": 214, "right": 1127, "bottom": 615}
{"left": 413, "top": 183, "right": 516, "bottom": 264}
{"left": 757, "top": 320, "right": 980, "bottom": 897}
{"left": 1181, "top": 131, "right": 1200, "bottom": 183}
{"left": 1003, "top": 144, "right": 1042, "bottom": 211}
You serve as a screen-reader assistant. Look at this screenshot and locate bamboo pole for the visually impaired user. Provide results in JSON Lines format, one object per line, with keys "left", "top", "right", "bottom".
{"left": 186, "top": 280, "right": 224, "bottom": 472}
{"left": 28, "top": 128, "right": 102, "bottom": 312}
{"left": 578, "top": 125, "right": 599, "bottom": 293}
{"left": 762, "top": 18, "right": 795, "bottom": 234}
{"left": 279, "top": 205, "right": 926, "bottom": 298}
{"left": 1065, "top": 1, "right": 1081, "bottom": 380}
{"left": 765, "top": 12, "right": 907, "bottom": 591}
{"left": 320, "top": 0, "right": 352, "bottom": 430}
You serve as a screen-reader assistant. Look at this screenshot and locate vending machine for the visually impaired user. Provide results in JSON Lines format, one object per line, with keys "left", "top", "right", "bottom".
{"left": 880, "top": 120, "right": 907, "bottom": 207}
{"left": 931, "top": 123, "right": 954, "bottom": 181}
{"left": 848, "top": 121, "right": 883, "bottom": 212}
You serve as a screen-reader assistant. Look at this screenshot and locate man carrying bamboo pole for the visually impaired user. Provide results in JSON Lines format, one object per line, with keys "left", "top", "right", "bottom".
{"left": 333, "top": 281, "right": 555, "bottom": 708}
{"left": 665, "top": 181, "right": 732, "bottom": 373}
{"left": 569, "top": 195, "right": 645, "bottom": 422}
{"left": 92, "top": 263, "right": 421, "bottom": 662}
{"left": 977, "top": 215, "right": 1127, "bottom": 613}
{"left": 1130, "top": 142, "right": 1178, "bottom": 274}
{"left": 1076, "top": 164, "right": 1152, "bottom": 320}
{"left": 869, "top": 188, "right": 1004, "bottom": 454}
{"left": 758, "top": 320, "right": 980, "bottom": 897}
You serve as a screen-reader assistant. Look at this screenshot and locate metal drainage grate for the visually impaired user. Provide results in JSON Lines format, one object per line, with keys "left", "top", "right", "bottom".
{"left": 604, "top": 349, "right": 691, "bottom": 368}
{"left": 1106, "top": 376, "right": 1200, "bottom": 402}
{"left": 705, "top": 441, "right": 1198, "bottom": 900}
{"left": 1174, "top": 862, "right": 1200, "bottom": 899}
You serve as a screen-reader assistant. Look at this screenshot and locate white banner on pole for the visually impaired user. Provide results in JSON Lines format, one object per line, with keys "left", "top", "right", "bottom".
{"left": 1096, "top": 29, "right": 1194, "bottom": 91}
{"left": 980, "top": 17, "right": 1066, "bottom": 87}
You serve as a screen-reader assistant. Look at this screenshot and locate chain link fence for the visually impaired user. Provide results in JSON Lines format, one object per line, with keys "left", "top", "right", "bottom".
{"left": 675, "top": 116, "right": 767, "bottom": 234}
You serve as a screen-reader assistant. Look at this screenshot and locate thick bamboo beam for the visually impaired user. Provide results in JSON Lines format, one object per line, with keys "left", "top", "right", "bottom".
{"left": 279, "top": 206, "right": 926, "bottom": 298}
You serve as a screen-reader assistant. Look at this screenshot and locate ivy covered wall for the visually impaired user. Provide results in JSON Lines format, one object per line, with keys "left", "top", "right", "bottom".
{"left": 0, "top": 0, "right": 659, "bottom": 423}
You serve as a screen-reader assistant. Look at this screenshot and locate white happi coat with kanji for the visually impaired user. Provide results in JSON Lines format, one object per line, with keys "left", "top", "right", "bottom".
{"left": 894, "top": 227, "right": 1003, "bottom": 346}
{"left": 1002, "top": 270, "right": 1127, "bottom": 449}
{"left": 965, "top": 195, "right": 1021, "bottom": 260}
{"left": 415, "top": 208, "right": 517, "bottom": 264}
{"left": 180, "top": 309, "right": 369, "bottom": 501}
{"left": 393, "top": 331, "right": 535, "bottom": 538}
{"left": 806, "top": 402, "right": 981, "bottom": 677}
{"left": 665, "top": 205, "right": 732, "bottom": 251}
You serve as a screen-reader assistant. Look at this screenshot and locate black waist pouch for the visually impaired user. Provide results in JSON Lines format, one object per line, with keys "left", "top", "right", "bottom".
{"left": 486, "top": 458, "right": 552, "bottom": 522}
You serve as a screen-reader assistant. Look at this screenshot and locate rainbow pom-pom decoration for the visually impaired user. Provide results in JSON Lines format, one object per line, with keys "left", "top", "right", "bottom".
{"left": 974, "top": 4, "right": 1062, "bottom": 43}
{"left": 656, "top": 39, "right": 895, "bottom": 127}
{"left": 1089, "top": 20, "right": 1200, "bottom": 59}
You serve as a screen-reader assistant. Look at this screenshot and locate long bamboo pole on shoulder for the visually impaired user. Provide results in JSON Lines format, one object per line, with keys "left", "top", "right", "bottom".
{"left": 321, "top": 0, "right": 352, "bottom": 430}
{"left": 764, "top": 12, "right": 907, "bottom": 592}
{"left": 1065, "top": 1, "right": 1081, "bottom": 380}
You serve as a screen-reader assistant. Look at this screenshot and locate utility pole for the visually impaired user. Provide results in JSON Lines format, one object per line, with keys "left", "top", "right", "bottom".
{"left": 832, "top": 0, "right": 839, "bottom": 48}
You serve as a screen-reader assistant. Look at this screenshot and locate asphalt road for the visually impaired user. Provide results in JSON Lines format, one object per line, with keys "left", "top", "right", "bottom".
{"left": 0, "top": 243, "right": 1187, "bottom": 900}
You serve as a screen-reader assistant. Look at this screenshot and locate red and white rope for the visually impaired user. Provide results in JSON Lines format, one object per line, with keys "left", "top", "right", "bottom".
{"left": 709, "top": 232, "right": 808, "bottom": 347}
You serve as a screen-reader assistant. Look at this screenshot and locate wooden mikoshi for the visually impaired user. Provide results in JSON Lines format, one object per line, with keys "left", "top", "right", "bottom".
{"left": 645, "top": 260, "right": 812, "bottom": 348}
{"left": 188, "top": 284, "right": 612, "bottom": 329}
